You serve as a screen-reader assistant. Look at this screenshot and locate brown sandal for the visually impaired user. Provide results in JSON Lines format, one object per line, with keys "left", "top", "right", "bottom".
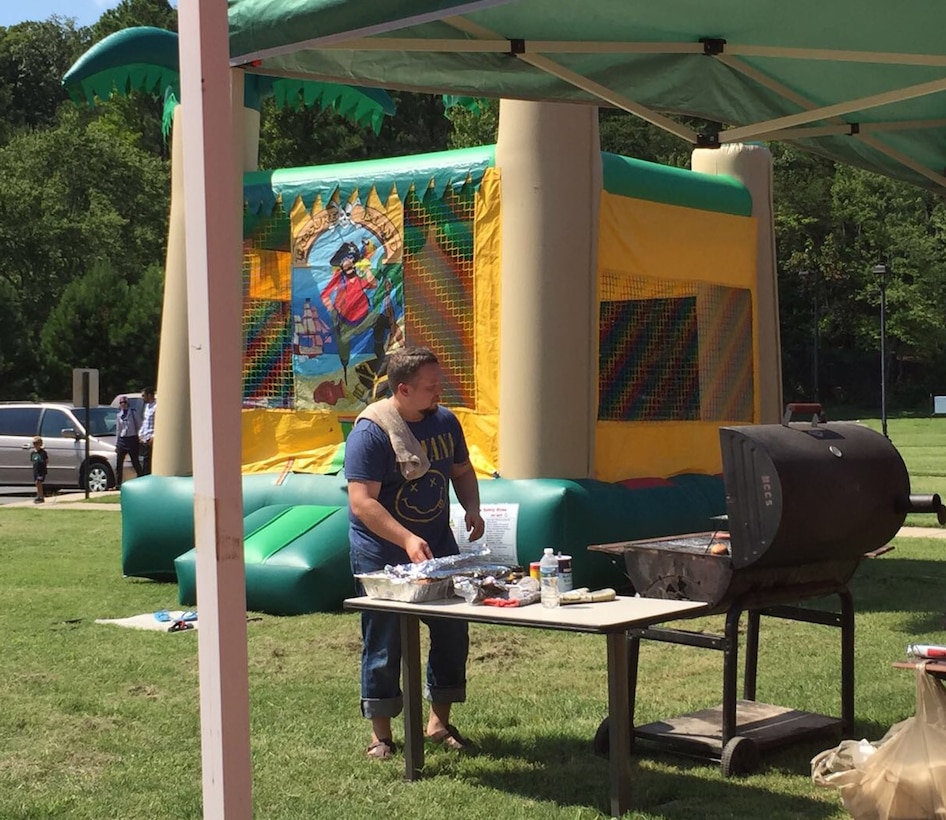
{"left": 366, "top": 738, "right": 395, "bottom": 759}
{"left": 425, "top": 724, "right": 474, "bottom": 752}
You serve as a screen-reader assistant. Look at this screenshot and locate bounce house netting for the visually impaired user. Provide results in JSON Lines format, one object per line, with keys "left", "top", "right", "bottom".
{"left": 243, "top": 205, "right": 295, "bottom": 408}
{"left": 598, "top": 271, "right": 753, "bottom": 423}
{"left": 402, "top": 185, "right": 477, "bottom": 409}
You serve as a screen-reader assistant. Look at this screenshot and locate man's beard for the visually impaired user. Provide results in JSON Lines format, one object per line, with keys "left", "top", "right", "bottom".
{"left": 421, "top": 405, "right": 438, "bottom": 418}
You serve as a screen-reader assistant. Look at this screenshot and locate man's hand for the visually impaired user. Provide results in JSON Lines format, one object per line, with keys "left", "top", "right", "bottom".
{"left": 465, "top": 510, "right": 486, "bottom": 542}
{"left": 404, "top": 534, "right": 433, "bottom": 563}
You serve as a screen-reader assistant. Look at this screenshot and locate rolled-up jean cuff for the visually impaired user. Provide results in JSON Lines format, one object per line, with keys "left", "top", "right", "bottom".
{"left": 361, "top": 695, "right": 403, "bottom": 719}
{"left": 424, "top": 685, "right": 466, "bottom": 704}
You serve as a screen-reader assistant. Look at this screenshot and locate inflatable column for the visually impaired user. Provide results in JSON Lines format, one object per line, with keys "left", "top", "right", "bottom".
{"left": 151, "top": 105, "right": 193, "bottom": 475}
{"left": 152, "top": 82, "right": 260, "bottom": 476}
{"left": 495, "top": 101, "right": 601, "bottom": 478}
{"left": 691, "top": 143, "right": 783, "bottom": 423}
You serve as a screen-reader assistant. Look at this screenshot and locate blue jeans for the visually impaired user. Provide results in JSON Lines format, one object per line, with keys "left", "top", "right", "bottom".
{"left": 352, "top": 550, "right": 469, "bottom": 719}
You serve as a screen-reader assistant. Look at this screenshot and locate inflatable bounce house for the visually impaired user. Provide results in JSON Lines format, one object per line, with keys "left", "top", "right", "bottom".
{"left": 66, "top": 30, "right": 783, "bottom": 615}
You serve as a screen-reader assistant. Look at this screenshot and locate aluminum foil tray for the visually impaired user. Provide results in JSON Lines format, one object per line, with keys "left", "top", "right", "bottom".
{"left": 356, "top": 573, "right": 454, "bottom": 603}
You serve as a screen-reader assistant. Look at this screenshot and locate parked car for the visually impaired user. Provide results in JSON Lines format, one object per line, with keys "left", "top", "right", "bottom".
{"left": 0, "top": 402, "right": 134, "bottom": 491}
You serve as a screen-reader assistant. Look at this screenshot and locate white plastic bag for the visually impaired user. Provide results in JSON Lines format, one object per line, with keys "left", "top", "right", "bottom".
{"left": 812, "top": 666, "right": 946, "bottom": 820}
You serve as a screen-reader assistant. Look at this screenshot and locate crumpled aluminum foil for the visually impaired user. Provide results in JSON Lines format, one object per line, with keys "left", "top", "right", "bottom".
{"left": 383, "top": 546, "right": 511, "bottom": 581}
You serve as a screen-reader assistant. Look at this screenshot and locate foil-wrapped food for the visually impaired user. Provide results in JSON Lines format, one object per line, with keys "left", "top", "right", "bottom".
{"left": 356, "top": 573, "right": 455, "bottom": 603}
{"left": 453, "top": 574, "right": 539, "bottom": 605}
{"left": 356, "top": 548, "right": 516, "bottom": 603}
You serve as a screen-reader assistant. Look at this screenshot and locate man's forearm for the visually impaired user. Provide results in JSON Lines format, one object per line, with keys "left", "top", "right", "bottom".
{"left": 451, "top": 467, "right": 481, "bottom": 514}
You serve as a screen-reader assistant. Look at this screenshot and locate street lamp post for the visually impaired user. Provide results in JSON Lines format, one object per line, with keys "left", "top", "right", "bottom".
{"left": 873, "top": 263, "right": 890, "bottom": 437}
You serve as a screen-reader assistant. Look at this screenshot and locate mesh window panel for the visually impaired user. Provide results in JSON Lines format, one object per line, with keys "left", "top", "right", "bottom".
{"left": 402, "top": 186, "right": 477, "bottom": 409}
{"left": 598, "top": 273, "right": 753, "bottom": 422}
{"left": 242, "top": 299, "right": 293, "bottom": 409}
{"left": 242, "top": 210, "right": 294, "bottom": 408}
{"left": 697, "top": 284, "right": 754, "bottom": 421}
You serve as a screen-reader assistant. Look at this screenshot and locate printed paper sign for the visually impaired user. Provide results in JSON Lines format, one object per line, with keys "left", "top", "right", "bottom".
{"left": 450, "top": 503, "right": 519, "bottom": 564}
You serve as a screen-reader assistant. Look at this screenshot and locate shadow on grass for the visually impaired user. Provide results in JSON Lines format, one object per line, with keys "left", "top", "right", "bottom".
{"left": 849, "top": 555, "right": 946, "bottom": 629}
{"left": 422, "top": 732, "right": 838, "bottom": 819}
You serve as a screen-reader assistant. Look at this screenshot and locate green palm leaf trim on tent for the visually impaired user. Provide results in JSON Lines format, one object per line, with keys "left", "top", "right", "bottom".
{"left": 255, "top": 76, "right": 394, "bottom": 134}
{"left": 63, "top": 27, "right": 395, "bottom": 136}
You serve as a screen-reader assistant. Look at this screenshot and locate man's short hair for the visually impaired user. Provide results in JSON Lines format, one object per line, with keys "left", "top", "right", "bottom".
{"left": 386, "top": 347, "right": 438, "bottom": 390}
{"left": 142, "top": 387, "right": 155, "bottom": 397}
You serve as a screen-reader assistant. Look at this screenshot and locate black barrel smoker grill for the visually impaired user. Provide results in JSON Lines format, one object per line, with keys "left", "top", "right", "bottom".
{"left": 590, "top": 405, "right": 945, "bottom": 776}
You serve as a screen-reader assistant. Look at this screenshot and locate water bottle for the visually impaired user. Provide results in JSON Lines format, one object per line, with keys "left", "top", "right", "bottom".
{"left": 539, "top": 547, "right": 560, "bottom": 608}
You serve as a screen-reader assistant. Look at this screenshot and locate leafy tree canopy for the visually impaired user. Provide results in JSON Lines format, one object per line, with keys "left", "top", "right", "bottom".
{"left": 40, "top": 261, "right": 162, "bottom": 398}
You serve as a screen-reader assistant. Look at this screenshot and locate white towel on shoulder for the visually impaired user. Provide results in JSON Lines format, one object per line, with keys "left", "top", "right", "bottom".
{"left": 356, "top": 399, "right": 430, "bottom": 481}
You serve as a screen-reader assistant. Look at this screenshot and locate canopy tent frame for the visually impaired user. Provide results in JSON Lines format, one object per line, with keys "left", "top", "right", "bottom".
{"left": 308, "top": 39, "right": 946, "bottom": 68}
{"left": 229, "top": 3, "right": 946, "bottom": 192}
{"left": 714, "top": 54, "right": 946, "bottom": 188}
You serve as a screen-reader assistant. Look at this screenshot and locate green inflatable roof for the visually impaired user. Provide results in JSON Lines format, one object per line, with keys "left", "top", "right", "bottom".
{"left": 243, "top": 143, "right": 750, "bottom": 217}
{"left": 243, "top": 144, "right": 496, "bottom": 214}
{"left": 601, "top": 152, "right": 752, "bottom": 216}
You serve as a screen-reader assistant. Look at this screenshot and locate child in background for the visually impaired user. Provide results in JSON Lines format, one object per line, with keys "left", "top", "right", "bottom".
{"left": 31, "top": 436, "right": 48, "bottom": 504}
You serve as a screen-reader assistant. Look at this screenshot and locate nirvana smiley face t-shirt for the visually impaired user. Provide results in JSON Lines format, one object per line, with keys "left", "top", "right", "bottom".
{"left": 345, "top": 405, "right": 469, "bottom": 566}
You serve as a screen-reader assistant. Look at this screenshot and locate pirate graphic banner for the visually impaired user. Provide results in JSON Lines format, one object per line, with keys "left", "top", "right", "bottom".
{"left": 290, "top": 189, "right": 405, "bottom": 412}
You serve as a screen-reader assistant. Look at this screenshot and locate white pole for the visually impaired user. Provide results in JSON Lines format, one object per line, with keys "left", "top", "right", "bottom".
{"left": 178, "top": 1, "right": 252, "bottom": 817}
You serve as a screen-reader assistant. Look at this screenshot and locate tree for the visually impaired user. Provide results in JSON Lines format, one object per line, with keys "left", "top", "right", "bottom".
{"left": 599, "top": 109, "right": 693, "bottom": 166}
{"left": 91, "top": 0, "right": 177, "bottom": 39}
{"left": 39, "top": 261, "right": 162, "bottom": 398}
{"left": 0, "top": 20, "right": 90, "bottom": 143}
{"left": 446, "top": 98, "right": 498, "bottom": 149}
{"left": 258, "top": 92, "right": 452, "bottom": 170}
{"left": 0, "top": 105, "right": 169, "bottom": 398}
{"left": 829, "top": 166, "right": 946, "bottom": 406}
{"left": 0, "top": 278, "right": 41, "bottom": 398}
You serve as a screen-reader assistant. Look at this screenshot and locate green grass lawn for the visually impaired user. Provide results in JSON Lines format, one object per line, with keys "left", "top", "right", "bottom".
{"left": 2, "top": 498, "right": 945, "bottom": 818}
{"left": 1, "top": 414, "right": 944, "bottom": 819}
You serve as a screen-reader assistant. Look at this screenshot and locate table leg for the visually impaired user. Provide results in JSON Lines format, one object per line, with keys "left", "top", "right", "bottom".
{"left": 400, "top": 613, "right": 424, "bottom": 780}
{"left": 606, "top": 631, "right": 632, "bottom": 818}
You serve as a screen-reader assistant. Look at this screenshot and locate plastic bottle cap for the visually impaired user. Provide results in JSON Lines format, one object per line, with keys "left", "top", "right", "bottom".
{"left": 543, "top": 548, "right": 553, "bottom": 555}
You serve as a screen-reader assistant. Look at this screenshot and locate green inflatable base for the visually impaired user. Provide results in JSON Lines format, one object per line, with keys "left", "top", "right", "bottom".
{"left": 121, "top": 472, "right": 725, "bottom": 616}
{"left": 175, "top": 504, "right": 354, "bottom": 615}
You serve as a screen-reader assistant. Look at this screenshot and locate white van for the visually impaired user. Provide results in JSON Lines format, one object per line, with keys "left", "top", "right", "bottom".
{"left": 0, "top": 402, "right": 134, "bottom": 491}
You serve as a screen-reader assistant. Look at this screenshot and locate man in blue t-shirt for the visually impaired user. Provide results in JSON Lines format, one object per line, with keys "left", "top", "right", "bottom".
{"left": 345, "top": 346, "right": 485, "bottom": 760}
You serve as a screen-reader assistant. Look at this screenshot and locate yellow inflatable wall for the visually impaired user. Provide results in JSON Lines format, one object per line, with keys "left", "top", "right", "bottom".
{"left": 238, "top": 145, "right": 763, "bottom": 484}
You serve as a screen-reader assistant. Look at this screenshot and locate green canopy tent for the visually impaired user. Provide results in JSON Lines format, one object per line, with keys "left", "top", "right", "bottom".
{"left": 225, "top": 0, "right": 946, "bottom": 193}
{"left": 178, "top": 3, "right": 946, "bottom": 817}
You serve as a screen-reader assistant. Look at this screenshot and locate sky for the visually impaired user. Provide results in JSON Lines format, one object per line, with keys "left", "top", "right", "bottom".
{"left": 0, "top": 0, "right": 176, "bottom": 29}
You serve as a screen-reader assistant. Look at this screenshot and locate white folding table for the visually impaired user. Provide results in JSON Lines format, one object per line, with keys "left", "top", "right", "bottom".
{"left": 344, "top": 594, "right": 707, "bottom": 818}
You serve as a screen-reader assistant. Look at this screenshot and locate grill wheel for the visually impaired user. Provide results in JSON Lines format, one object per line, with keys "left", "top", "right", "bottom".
{"left": 720, "top": 735, "right": 759, "bottom": 777}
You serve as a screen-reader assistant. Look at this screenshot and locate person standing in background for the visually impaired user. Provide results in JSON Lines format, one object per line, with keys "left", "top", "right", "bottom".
{"left": 138, "top": 387, "right": 157, "bottom": 476}
{"left": 114, "top": 396, "right": 142, "bottom": 488}
{"left": 31, "top": 436, "right": 48, "bottom": 504}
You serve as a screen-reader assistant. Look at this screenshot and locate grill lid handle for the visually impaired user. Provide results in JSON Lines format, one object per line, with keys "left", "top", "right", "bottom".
{"left": 898, "top": 493, "right": 946, "bottom": 525}
{"left": 782, "top": 402, "right": 827, "bottom": 427}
